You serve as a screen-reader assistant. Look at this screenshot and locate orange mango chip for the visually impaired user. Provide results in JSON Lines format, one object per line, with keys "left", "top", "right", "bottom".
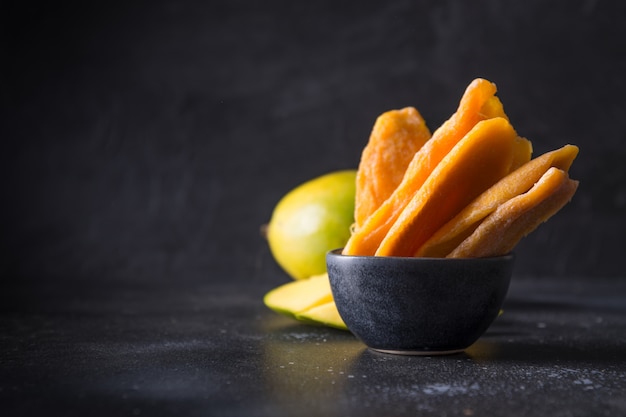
{"left": 417, "top": 144, "right": 579, "bottom": 258}
{"left": 354, "top": 107, "right": 431, "bottom": 228}
{"left": 448, "top": 167, "right": 579, "bottom": 258}
{"left": 344, "top": 78, "right": 507, "bottom": 256}
{"left": 510, "top": 135, "right": 534, "bottom": 173}
{"left": 375, "top": 117, "right": 521, "bottom": 257}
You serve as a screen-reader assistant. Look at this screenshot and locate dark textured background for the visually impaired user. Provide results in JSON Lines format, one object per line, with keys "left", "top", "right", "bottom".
{"left": 2, "top": 0, "right": 625, "bottom": 287}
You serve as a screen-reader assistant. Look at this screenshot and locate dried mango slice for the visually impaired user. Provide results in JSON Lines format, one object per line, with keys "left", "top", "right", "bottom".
{"left": 511, "top": 136, "right": 534, "bottom": 172}
{"left": 449, "top": 167, "right": 579, "bottom": 258}
{"left": 343, "top": 78, "right": 507, "bottom": 256}
{"left": 355, "top": 107, "right": 431, "bottom": 228}
{"left": 375, "top": 117, "right": 519, "bottom": 257}
{"left": 417, "top": 144, "right": 579, "bottom": 258}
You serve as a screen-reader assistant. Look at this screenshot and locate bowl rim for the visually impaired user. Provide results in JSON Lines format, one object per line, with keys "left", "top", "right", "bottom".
{"left": 327, "top": 248, "right": 515, "bottom": 262}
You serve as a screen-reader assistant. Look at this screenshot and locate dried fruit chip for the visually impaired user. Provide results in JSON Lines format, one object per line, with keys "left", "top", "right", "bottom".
{"left": 344, "top": 78, "right": 507, "bottom": 256}
{"left": 417, "top": 144, "right": 579, "bottom": 257}
{"left": 448, "top": 167, "right": 579, "bottom": 258}
{"left": 375, "top": 117, "right": 520, "bottom": 257}
{"left": 354, "top": 107, "right": 431, "bottom": 228}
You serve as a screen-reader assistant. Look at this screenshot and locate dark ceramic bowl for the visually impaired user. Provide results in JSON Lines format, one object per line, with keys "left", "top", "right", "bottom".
{"left": 326, "top": 249, "right": 514, "bottom": 355}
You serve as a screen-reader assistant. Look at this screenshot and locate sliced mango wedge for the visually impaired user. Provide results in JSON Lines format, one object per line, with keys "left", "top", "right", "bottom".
{"left": 296, "top": 301, "right": 347, "bottom": 331}
{"left": 263, "top": 273, "right": 348, "bottom": 330}
{"left": 263, "top": 273, "right": 333, "bottom": 318}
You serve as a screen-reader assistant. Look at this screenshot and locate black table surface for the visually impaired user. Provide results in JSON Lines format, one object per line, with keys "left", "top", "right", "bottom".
{"left": 2, "top": 276, "right": 625, "bottom": 417}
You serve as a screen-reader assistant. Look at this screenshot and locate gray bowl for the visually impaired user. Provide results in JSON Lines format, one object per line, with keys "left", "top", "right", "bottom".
{"left": 326, "top": 249, "right": 514, "bottom": 355}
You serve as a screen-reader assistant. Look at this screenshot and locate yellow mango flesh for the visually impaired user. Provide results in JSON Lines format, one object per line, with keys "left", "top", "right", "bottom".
{"left": 263, "top": 273, "right": 333, "bottom": 318}
{"left": 296, "top": 302, "right": 347, "bottom": 331}
{"left": 263, "top": 274, "right": 348, "bottom": 330}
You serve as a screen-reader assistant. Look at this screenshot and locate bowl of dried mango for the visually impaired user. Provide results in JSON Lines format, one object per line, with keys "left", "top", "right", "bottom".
{"left": 327, "top": 250, "right": 514, "bottom": 355}
{"left": 264, "top": 78, "right": 579, "bottom": 354}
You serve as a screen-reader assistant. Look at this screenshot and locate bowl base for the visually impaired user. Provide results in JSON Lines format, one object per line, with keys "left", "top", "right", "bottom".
{"left": 371, "top": 347, "right": 465, "bottom": 356}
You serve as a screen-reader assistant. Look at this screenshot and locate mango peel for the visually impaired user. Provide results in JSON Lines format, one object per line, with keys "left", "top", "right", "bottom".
{"left": 266, "top": 170, "right": 356, "bottom": 280}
